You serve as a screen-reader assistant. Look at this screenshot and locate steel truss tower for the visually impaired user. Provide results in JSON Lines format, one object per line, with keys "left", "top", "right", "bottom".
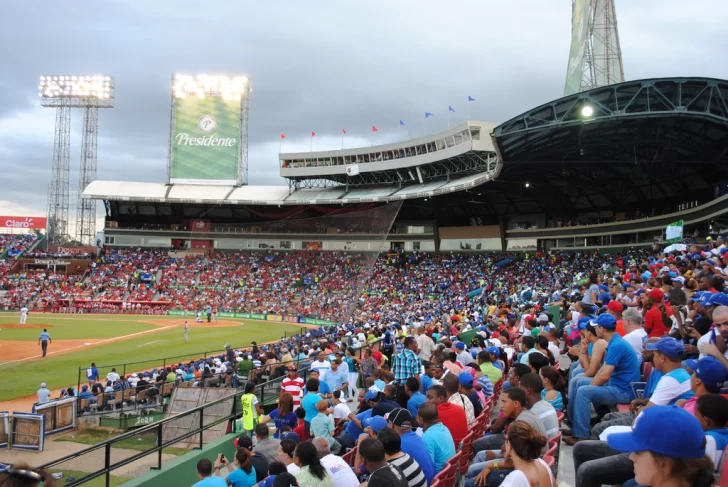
{"left": 48, "top": 106, "right": 72, "bottom": 245}
{"left": 565, "top": 0, "right": 624, "bottom": 95}
{"left": 76, "top": 107, "right": 99, "bottom": 244}
{"left": 40, "top": 76, "right": 114, "bottom": 245}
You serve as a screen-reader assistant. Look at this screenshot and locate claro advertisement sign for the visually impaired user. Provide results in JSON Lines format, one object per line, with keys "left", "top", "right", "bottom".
{"left": 0, "top": 216, "right": 47, "bottom": 229}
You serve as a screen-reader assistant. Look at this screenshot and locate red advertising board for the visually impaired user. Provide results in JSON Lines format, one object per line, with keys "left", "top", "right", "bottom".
{"left": 47, "top": 245, "right": 97, "bottom": 255}
{"left": 0, "top": 216, "right": 47, "bottom": 229}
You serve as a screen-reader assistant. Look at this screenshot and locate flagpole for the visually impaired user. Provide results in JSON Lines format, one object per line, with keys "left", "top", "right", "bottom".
{"left": 341, "top": 132, "right": 344, "bottom": 150}
{"left": 447, "top": 110, "right": 450, "bottom": 129}
{"left": 467, "top": 105, "right": 470, "bottom": 120}
{"left": 310, "top": 134, "right": 313, "bottom": 152}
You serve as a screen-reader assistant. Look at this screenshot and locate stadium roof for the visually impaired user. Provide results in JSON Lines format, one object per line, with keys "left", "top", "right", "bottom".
{"left": 479, "top": 77, "right": 728, "bottom": 216}
{"left": 83, "top": 171, "right": 494, "bottom": 206}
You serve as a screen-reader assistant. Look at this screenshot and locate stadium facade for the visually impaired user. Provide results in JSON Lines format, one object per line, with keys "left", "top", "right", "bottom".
{"left": 82, "top": 77, "right": 728, "bottom": 254}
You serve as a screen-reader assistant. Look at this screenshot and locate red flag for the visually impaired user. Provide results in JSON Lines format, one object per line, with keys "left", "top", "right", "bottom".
{"left": 342, "top": 128, "right": 346, "bottom": 135}
{"left": 311, "top": 131, "right": 316, "bottom": 137}
{"left": 280, "top": 134, "right": 285, "bottom": 140}
{"left": 372, "top": 126, "right": 378, "bottom": 132}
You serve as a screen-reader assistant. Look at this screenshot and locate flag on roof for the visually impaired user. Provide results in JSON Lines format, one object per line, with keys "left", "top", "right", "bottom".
{"left": 342, "top": 128, "right": 346, "bottom": 134}
{"left": 372, "top": 126, "right": 378, "bottom": 132}
{"left": 468, "top": 96, "right": 475, "bottom": 102}
{"left": 425, "top": 112, "right": 433, "bottom": 118}
{"left": 399, "top": 120, "right": 405, "bottom": 126}
{"left": 311, "top": 131, "right": 316, "bottom": 137}
{"left": 280, "top": 134, "right": 285, "bottom": 139}
{"left": 449, "top": 105, "right": 455, "bottom": 112}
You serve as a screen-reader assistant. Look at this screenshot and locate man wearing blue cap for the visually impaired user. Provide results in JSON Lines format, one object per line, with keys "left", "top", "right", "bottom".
{"left": 679, "top": 356, "right": 728, "bottom": 414}
{"left": 564, "top": 313, "right": 641, "bottom": 445}
{"left": 638, "top": 337, "right": 694, "bottom": 407}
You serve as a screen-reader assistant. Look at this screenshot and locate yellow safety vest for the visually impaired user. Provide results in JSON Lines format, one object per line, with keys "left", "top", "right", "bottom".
{"left": 241, "top": 393, "right": 256, "bottom": 430}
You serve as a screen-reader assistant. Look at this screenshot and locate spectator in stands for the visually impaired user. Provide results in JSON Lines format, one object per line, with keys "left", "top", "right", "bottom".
{"left": 292, "top": 441, "right": 334, "bottom": 487}
{"left": 621, "top": 308, "right": 647, "bottom": 357}
{"left": 301, "top": 379, "right": 321, "bottom": 434}
{"left": 215, "top": 448, "right": 257, "bottom": 487}
{"left": 236, "top": 436, "right": 269, "bottom": 484}
{"left": 277, "top": 438, "right": 300, "bottom": 475}
{"left": 519, "top": 373, "right": 559, "bottom": 439}
{"left": 538, "top": 366, "right": 565, "bottom": 411}
{"left": 643, "top": 288, "right": 673, "bottom": 338}
{"left": 695, "top": 394, "right": 728, "bottom": 477}
{"left": 417, "top": 402, "right": 456, "bottom": 474}
{"left": 260, "top": 392, "right": 299, "bottom": 439}
{"left": 393, "top": 337, "right": 422, "bottom": 385}
{"left": 469, "top": 387, "right": 548, "bottom": 481}
{"left": 607, "top": 406, "right": 714, "bottom": 487}
{"left": 377, "top": 427, "right": 427, "bottom": 487}
{"left": 443, "top": 373, "right": 476, "bottom": 428}
{"left": 311, "top": 399, "right": 341, "bottom": 454}
{"left": 386, "top": 408, "right": 435, "bottom": 485}
{"left": 357, "top": 438, "right": 409, "bottom": 487}
{"left": 323, "top": 359, "right": 349, "bottom": 394}
{"left": 311, "top": 437, "right": 359, "bottom": 487}
{"left": 404, "top": 377, "right": 426, "bottom": 420}
{"left": 258, "top": 462, "right": 287, "bottom": 487}
{"left": 469, "top": 421, "right": 554, "bottom": 487}
{"left": 564, "top": 313, "right": 641, "bottom": 445}
{"left": 368, "top": 390, "right": 400, "bottom": 417}
{"left": 425, "top": 385, "right": 468, "bottom": 445}
{"left": 195, "top": 458, "right": 227, "bottom": 487}
{"left": 678, "top": 356, "right": 728, "bottom": 414}
{"left": 254, "top": 424, "right": 280, "bottom": 464}
{"left": 458, "top": 372, "right": 484, "bottom": 418}
{"left": 476, "top": 349, "right": 503, "bottom": 384}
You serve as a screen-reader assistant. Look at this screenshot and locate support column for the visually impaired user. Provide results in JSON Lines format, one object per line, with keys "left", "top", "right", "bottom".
{"left": 48, "top": 105, "right": 71, "bottom": 245}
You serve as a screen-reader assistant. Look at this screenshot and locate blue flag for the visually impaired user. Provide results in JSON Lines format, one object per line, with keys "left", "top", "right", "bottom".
{"left": 425, "top": 112, "right": 433, "bottom": 118}
{"left": 399, "top": 120, "right": 405, "bottom": 126}
{"left": 468, "top": 96, "right": 475, "bottom": 102}
{"left": 449, "top": 105, "right": 455, "bottom": 112}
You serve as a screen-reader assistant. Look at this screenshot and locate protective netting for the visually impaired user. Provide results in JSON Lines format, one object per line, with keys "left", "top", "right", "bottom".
{"left": 162, "top": 202, "right": 403, "bottom": 325}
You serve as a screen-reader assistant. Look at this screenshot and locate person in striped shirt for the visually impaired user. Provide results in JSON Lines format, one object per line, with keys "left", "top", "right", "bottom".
{"left": 281, "top": 366, "right": 305, "bottom": 408}
{"left": 377, "top": 427, "right": 427, "bottom": 487}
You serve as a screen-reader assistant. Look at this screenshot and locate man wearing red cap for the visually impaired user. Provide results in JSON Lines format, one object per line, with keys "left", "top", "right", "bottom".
{"left": 606, "top": 301, "right": 626, "bottom": 336}
{"left": 643, "top": 288, "right": 672, "bottom": 338}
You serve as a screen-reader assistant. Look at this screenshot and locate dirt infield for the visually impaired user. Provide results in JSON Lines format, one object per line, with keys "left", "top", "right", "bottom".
{"left": 0, "top": 339, "right": 100, "bottom": 362}
{"left": 141, "top": 319, "right": 243, "bottom": 328}
{"left": 0, "top": 324, "right": 53, "bottom": 329}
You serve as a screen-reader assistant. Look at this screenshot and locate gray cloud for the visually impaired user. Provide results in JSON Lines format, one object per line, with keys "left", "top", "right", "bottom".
{"left": 1, "top": 0, "right": 727, "bottom": 217}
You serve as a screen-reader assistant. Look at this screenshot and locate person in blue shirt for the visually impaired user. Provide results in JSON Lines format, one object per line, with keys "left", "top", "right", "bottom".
{"left": 322, "top": 360, "right": 349, "bottom": 394}
{"left": 387, "top": 407, "right": 436, "bottom": 484}
{"left": 417, "top": 402, "right": 456, "bottom": 474}
{"left": 38, "top": 329, "right": 52, "bottom": 358}
{"left": 86, "top": 362, "right": 99, "bottom": 384}
{"left": 420, "top": 362, "right": 435, "bottom": 392}
{"left": 301, "top": 378, "right": 323, "bottom": 435}
{"left": 193, "top": 458, "right": 227, "bottom": 487}
{"left": 404, "top": 377, "right": 427, "bottom": 420}
{"left": 564, "top": 313, "right": 641, "bottom": 444}
{"left": 304, "top": 370, "right": 332, "bottom": 399}
{"left": 337, "top": 405, "right": 372, "bottom": 449}
{"left": 215, "top": 449, "right": 257, "bottom": 487}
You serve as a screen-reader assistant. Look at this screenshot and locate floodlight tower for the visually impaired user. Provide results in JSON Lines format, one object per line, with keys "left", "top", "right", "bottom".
{"left": 39, "top": 76, "right": 114, "bottom": 244}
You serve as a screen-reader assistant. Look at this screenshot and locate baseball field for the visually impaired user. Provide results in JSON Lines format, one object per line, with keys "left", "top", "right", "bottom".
{"left": 0, "top": 312, "right": 305, "bottom": 404}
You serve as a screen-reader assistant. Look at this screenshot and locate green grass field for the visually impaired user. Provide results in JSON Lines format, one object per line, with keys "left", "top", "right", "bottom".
{"left": 0, "top": 312, "right": 305, "bottom": 402}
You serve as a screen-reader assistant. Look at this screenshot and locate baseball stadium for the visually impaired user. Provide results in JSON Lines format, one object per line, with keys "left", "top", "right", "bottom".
{"left": 2, "top": 1, "right": 728, "bottom": 487}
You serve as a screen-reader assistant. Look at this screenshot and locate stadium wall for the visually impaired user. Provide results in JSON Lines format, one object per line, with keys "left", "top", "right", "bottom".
{"left": 120, "top": 432, "right": 239, "bottom": 487}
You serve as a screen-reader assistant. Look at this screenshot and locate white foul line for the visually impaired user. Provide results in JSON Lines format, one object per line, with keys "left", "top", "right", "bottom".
{"left": 0, "top": 325, "right": 177, "bottom": 367}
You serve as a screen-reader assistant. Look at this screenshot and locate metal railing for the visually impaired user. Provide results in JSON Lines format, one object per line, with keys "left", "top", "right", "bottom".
{"left": 42, "top": 338, "right": 382, "bottom": 486}
{"left": 75, "top": 327, "right": 313, "bottom": 398}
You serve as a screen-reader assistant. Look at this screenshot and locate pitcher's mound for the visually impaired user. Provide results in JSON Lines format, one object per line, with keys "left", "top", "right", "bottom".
{"left": 2, "top": 324, "right": 53, "bottom": 329}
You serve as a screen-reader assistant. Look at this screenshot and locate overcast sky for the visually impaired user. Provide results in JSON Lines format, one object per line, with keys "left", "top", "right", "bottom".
{"left": 1, "top": 0, "right": 727, "bottom": 220}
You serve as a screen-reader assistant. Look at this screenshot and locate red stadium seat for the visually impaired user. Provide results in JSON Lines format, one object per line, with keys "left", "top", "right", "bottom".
{"left": 719, "top": 446, "right": 728, "bottom": 487}
{"left": 342, "top": 446, "right": 357, "bottom": 467}
{"left": 543, "top": 455, "right": 555, "bottom": 468}
{"left": 556, "top": 411, "right": 564, "bottom": 426}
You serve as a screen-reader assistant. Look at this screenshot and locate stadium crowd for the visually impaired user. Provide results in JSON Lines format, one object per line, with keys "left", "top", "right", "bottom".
{"left": 18, "top": 237, "right": 728, "bottom": 486}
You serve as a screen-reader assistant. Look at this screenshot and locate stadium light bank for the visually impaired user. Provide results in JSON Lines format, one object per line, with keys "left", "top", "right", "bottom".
{"left": 172, "top": 74, "right": 249, "bottom": 101}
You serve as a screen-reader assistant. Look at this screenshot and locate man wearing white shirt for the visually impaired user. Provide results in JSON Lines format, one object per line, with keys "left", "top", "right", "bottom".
{"left": 622, "top": 308, "right": 647, "bottom": 359}
{"left": 312, "top": 438, "right": 360, "bottom": 487}
{"left": 416, "top": 328, "right": 435, "bottom": 362}
{"left": 20, "top": 305, "right": 28, "bottom": 325}
{"left": 311, "top": 351, "right": 331, "bottom": 380}
{"left": 106, "top": 368, "right": 120, "bottom": 384}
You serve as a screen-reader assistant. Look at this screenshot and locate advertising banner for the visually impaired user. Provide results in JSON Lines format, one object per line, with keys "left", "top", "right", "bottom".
{"left": 266, "top": 314, "right": 283, "bottom": 322}
{"left": 218, "top": 312, "right": 234, "bottom": 318}
{"left": 564, "top": 0, "right": 593, "bottom": 96}
{"left": 250, "top": 313, "right": 266, "bottom": 320}
{"left": 168, "top": 310, "right": 185, "bottom": 316}
{"left": 169, "top": 96, "right": 241, "bottom": 185}
{"left": 234, "top": 312, "right": 251, "bottom": 319}
{"left": 47, "top": 245, "right": 97, "bottom": 255}
{"left": 0, "top": 216, "right": 47, "bottom": 229}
